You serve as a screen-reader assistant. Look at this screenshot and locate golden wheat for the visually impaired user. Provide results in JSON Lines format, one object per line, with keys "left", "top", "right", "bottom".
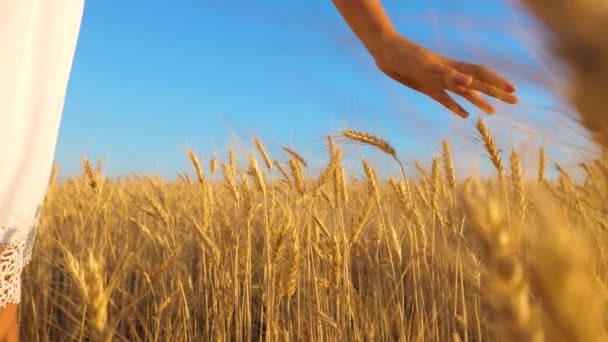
{"left": 442, "top": 141, "right": 456, "bottom": 191}
{"left": 538, "top": 147, "right": 546, "bottom": 184}
{"left": 20, "top": 127, "right": 608, "bottom": 341}
{"left": 82, "top": 157, "right": 98, "bottom": 191}
{"left": 254, "top": 138, "right": 272, "bottom": 172}
{"left": 283, "top": 147, "right": 307, "bottom": 168}
{"left": 476, "top": 118, "right": 504, "bottom": 176}
{"left": 187, "top": 149, "right": 205, "bottom": 187}
{"left": 210, "top": 158, "right": 217, "bottom": 177}
{"left": 510, "top": 149, "right": 526, "bottom": 218}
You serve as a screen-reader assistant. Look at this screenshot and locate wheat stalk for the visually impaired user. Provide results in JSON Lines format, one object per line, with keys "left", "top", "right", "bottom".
{"left": 210, "top": 158, "right": 217, "bottom": 177}
{"left": 510, "top": 149, "right": 526, "bottom": 218}
{"left": 529, "top": 207, "right": 608, "bottom": 341}
{"left": 187, "top": 150, "right": 205, "bottom": 187}
{"left": 283, "top": 147, "right": 307, "bottom": 168}
{"left": 342, "top": 130, "right": 396, "bottom": 158}
{"left": 83, "top": 157, "right": 98, "bottom": 191}
{"left": 431, "top": 156, "right": 441, "bottom": 213}
{"left": 327, "top": 135, "right": 336, "bottom": 157}
{"left": 222, "top": 163, "right": 239, "bottom": 203}
{"left": 342, "top": 129, "right": 411, "bottom": 200}
{"left": 538, "top": 147, "right": 546, "bottom": 185}
{"left": 289, "top": 158, "right": 305, "bottom": 195}
{"left": 315, "top": 149, "right": 342, "bottom": 197}
{"left": 333, "top": 166, "right": 348, "bottom": 205}
{"left": 349, "top": 197, "right": 374, "bottom": 247}
{"left": 442, "top": 141, "right": 456, "bottom": 191}
{"left": 274, "top": 160, "right": 291, "bottom": 184}
{"left": 229, "top": 147, "right": 237, "bottom": 173}
{"left": 476, "top": 118, "right": 504, "bottom": 176}
{"left": 361, "top": 158, "right": 379, "bottom": 201}
{"left": 254, "top": 138, "right": 273, "bottom": 172}
{"left": 247, "top": 153, "right": 266, "bottom": 196}
{"left": 463, "top": 181, "right": 544, "bottom": 342}
{"left": 280, "top": 237, "right": 300, "bottom": 299}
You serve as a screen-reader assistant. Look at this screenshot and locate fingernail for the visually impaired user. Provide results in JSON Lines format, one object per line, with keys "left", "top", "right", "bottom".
{"left": 506, "top": 84, "right": 517, "bottom": 92}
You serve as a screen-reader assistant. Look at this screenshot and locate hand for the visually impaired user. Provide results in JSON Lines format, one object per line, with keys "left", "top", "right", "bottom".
{"left": 372, "top": 35, "right": 519, "bottom": 118}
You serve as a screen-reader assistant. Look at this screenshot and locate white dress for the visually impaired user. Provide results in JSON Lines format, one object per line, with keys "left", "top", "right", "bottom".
{"left": 0, "top": 0, "right": 84, "bottom": 309}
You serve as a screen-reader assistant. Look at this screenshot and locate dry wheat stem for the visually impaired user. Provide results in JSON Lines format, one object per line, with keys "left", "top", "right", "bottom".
{"left": 442, "top": 141, "right": 456, "bottom": 191}
{"left": 210, "top": 158, "right": 217, "bottom": 177}
{"left": 342, "top": 129, "right": 411, "bottom": 202}
{"left": 289, "top": 157, "right": 305, "bottom": 195}
{"left": 510, "top": 149, "right": 526, "bottom": 218}
{"left": 187, "top": 150, "right": 206, "bottom": 187}
{"left": 254, "top": 138, "right": 273, "bottom": 172}
{"left": 538, "top": 147, "right": 546, "bottom": 184}
{"left": 283, "top": 147, "right": 308, "bottom": 168}
{"left": 83, "top": 157, "right": 98, "bottom": 191}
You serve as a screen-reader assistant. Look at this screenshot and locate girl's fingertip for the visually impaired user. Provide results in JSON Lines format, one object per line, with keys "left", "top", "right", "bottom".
{"left": 506, "top": 84, "right": 517, "bottom": 92}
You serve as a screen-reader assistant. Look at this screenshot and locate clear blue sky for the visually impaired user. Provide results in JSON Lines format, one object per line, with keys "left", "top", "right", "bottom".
{"left": 55, "top": 1, "right": 586, "bottom": 179}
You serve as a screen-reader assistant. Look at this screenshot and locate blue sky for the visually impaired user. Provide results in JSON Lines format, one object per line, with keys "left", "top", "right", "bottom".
{"left": 55, "top": 0, "right": 588, "bottom": 180}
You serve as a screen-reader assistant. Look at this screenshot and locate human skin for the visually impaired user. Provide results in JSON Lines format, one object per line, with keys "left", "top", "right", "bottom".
{"left": 332, "top": 0, "right": 519, "bottom": 118}
{"left": 0, "top": 304, "right": 18, "bottom": 342}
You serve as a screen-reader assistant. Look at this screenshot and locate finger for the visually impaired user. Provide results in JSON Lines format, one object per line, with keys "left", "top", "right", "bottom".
{"left": 430, "top": 91, "right": 469, "bottom": 118}
{"left": 443, "top": 66, "right": 473, "bottom": 89}
{"left": 469, "top": 80, "right": 519, "bottom": 104}
{"left": 453, "top": 86, "right": 496, "bottom": 115}
{"left": 462, "top": 63, "right": 517, "bottom": 93}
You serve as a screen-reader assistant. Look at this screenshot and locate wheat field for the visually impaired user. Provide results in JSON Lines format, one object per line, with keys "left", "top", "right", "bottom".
{"left": 18, "top": 117, "right": 608, "bottom": 341}
{"left": 18, "top": 0, "right": 608, "bottom": 340}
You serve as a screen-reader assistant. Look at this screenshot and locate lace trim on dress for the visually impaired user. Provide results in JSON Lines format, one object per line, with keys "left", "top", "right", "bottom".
{"left": 0, "top": 208, "right": 40, "bottom": 309}
{"left": 0, "top": 240, "right": 27, "bottom": 309}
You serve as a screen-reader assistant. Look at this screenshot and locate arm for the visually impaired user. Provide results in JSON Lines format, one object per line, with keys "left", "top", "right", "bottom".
{"left": 331, "top": 0, "right": 401, "bottom": 57}
{"left": 332, "top": 0, "right": 518, "bottom": 118}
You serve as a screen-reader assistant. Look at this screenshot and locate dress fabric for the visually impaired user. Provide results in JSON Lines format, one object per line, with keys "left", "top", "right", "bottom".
{"left": 0, "top": 0, "right": 84, "bottom": 309}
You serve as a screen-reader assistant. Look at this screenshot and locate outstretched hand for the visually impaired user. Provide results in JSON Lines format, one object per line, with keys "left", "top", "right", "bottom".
{"left": 372, "top": 35, "right": 519, "bottom": 118}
